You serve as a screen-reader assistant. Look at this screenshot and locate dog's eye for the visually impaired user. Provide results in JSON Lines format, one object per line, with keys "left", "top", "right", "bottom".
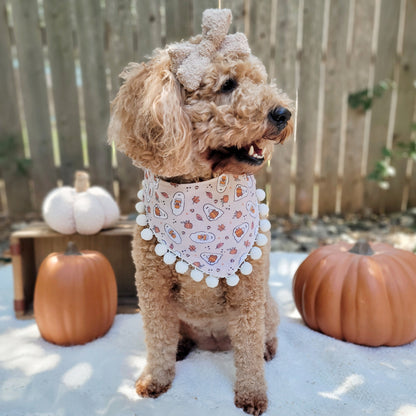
{"left": 220, "top": 78, "right": 238, "bottom": 93}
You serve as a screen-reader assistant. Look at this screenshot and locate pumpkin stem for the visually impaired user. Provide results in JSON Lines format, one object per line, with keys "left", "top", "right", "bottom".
{"left": 348, "top": 239, "right": 375, "bottom": 256}
{"left": 65, "top": 241, "right": 83, "bottom": 256}
{"left": 74, "top": 171, "right": 90, "bottom": 193}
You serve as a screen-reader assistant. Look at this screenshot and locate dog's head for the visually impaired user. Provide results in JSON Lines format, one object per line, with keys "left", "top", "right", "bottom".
{"left": 108, "top": 9, "right": 294, "bottom": 181}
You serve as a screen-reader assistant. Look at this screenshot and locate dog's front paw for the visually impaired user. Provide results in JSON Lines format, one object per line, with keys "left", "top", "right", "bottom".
{"left": 135, "top": 371, "right": 173, "bottom": 398}
{"left": 235, "top": 390, "right": 268, "bottom": 416}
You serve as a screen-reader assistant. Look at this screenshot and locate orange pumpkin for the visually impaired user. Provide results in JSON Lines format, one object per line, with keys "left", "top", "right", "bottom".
{"left": 292, "top": 240, "right": 416, "bottom": 347}
{"left": 34, "top": 242, "right": 118, "bottom": 346}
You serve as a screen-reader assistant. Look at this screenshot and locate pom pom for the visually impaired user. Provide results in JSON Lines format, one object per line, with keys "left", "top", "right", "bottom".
{"left": 155, "top": 243, "right": 168, "bottom": 256}
{"left": 137, "top": 189, "right": 144, "bottom": 201}
{"left": 250, "top": 246, "right": 262, "bottom": 260}
{"left": 256, "top": 188, "right": 266, "bottom": 202}
{"left": 259, "top": 219, "right": 271, "bottom": 232}
{"left": 163, "top": 252, "right": 176, "bottom": 265}
{"left": 205, "top": 275, "right": 219, "bottom": 288}
{"left": 256, "top": 233, "right": 268, "bottom": 247}
{"left": 175, "top": 261, "right": 189, "bottom": 274}
{"left": 259, "top": 203, "right": 269, "bottom": 217}
{"left": 226, "top": 274, "right": 240, "bottom": 286}
{"left": 240, "top": 261, "right": 253, "bottom": 275}
{"left": 191, "top": 269, "right": 204, "bottom": 282}
{"left": 140, "top": 228, "right": 153, "bottom": 241}
{"left": 136, "top": 214, "right": 148, "bottom": 226}
{"left": 135, "top": 201, "right": 145, "bottom": 214}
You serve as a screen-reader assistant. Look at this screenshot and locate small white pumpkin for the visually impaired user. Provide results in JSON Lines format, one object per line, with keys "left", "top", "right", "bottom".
{"left": 42, "top": 171, "right": 120, "bottom": 235}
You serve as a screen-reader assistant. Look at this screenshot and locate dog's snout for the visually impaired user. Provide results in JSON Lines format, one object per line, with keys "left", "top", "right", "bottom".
{"left": 268, "top": 107, "right": 291, "bottom": 129}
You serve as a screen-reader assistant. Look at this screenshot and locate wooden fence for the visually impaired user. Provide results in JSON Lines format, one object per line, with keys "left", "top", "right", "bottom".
{"left": 0, "top": 0, "right": 415, "bottom": 220}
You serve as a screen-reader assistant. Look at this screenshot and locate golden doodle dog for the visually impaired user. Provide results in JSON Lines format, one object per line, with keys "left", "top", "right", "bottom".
{"left": 108, "top": 9, "right": 293, "bottom": 416}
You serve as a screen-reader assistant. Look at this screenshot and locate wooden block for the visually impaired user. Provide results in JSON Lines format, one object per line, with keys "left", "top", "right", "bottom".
{"left": 11, "top": 221, "right": 138, "bottom": 318}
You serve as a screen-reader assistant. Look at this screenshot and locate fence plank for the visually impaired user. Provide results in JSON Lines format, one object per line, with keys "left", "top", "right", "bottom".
{"left": 43, "top": 0, "right": 83, "bottom": 186}
{"left": 341, "top": 1, "right": 374, "bottom": 213}
{"left": 106, "top": 0, "right": 134, "bottom": 99}
{"left": 11, "top": 0, "right": 57, "bottom": 210}
{"left": 295, "top": 0, "right": 325, "bottom": 214}
{"left": 223, "top": 0, "right": 245, "bottom": 33}
{"left": 363, "top": 0, "right": 401, "bottom": 213}
{"left": 165, "top": 0, "right": 193, "bottom": 44}
{"left": 136, "top": 0, "right": 162, "bottom": 61}
{"left": 318, "top": 0, "right": 349, "bottom": 215}
{"left": 247, "top": 0, "right": 273, "bottom": 192}
{"left": 106, "top": 0, "right": 142, "bottom": 213}
{"left": 73, "top": 0, "right": 112, "bottom": 191}
{"left": 193, "top": 0, "right": 213, "bottom": 34}
{"left": 269, "top": 0, "right": 298, "bottom": 216}
{"left": 0, "top": 0, "right": 33, "bottom": 219}
{"left": 385, "top": 0, "right": 416, "bottom": 212}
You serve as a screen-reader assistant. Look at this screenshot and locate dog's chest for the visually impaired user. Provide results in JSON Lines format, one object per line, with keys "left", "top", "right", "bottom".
{"left": 172, "top": 272, "right": 229, "bottom": 315}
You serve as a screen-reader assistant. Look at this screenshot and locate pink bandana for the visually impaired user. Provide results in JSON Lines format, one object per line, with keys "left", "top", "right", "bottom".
{"left": 136, "top": 170, "right": 270, "bottom": 288}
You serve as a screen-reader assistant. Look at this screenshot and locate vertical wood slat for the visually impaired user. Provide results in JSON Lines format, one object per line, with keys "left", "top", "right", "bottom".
{"left": 136, "top": 0, "right": 162, "bottom": 62}
{"left": 165, "top": 0, "right": 193, "bottom": 44}
{"left": 0, "top": 0, "right": 33, "bottom": 219}
{"left": 11, "top": 0, "right": 57, "bottom": 210}
{"left": 248, "top": 0, "right": 273, "bottom": 192}
{"left": 295, "top": 0, "right": 325, "bottom": 214}
{"left": 341, "top": 0, "right": 374, "bottom": 214}
{"left": 43, "top": 0, "right": 83, "bottom": 186}
{"left": 106, "top": 0, "right": 142, "bottom": 213}
{"left": 223, "top": 0, "right": 245, "bottom": 33}
{"left": 385, "top": 0, "right": 416, "bottom": 212}
{"left": 269, "top": 0, "right": 298, "bottom": 216}
{"left": 106, "top": 0, "right": 134, "bottom": 100}
{"left": 73, "top": 0, "right": 112, "bottom": 191}
{"left": 318, "top": 0, "right": 350, "bottom": 215}
{"left": 363, "top": 0, "right": 401, "bottom": 213}
{"left": 193, "top": 0, "right": 213, "bottom": 35}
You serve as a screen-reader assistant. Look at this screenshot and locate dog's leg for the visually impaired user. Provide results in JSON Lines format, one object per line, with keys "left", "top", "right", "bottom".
{"left": 264, "top": 290, "right": 279, "bottom": 362}
{"left": 176, "top": 335, "right": 196, "bottom": 361}
{"left": 227, "top": 274, "right": 269, "bottom": 416}
{"left": 133, "top": 229, "right": 180, "bottom": 398}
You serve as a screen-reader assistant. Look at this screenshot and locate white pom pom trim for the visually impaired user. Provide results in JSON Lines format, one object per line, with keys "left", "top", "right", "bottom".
{"left": 141, "top": 228, "right": 153, "bottom": 241}
{"left": 135, "top": 201, "right": 145, "bottom": 214}
{"left": 250, "top": 246, "right": 262, "bottom": 260}
{"left": 259, "top": 203, "right": 269, "bottom": 217}
{"left": 155, "top": 243, "right": 168, "bottom": 256}
{"left": 256, "top": 189, "right": 266, "bottom": 202}
{"left": 226, "top": 274, "right": 239, "bottom": 286}
{"left": 240, "top": 261, "right": 253, "bottom": 275}
{"left": 256, "top": 233, "right": 268, "bottom": 247}
{"left": 136, "top": 214, "right": 148, "bottom": 226}
{"left": 175, "top": 261, "right": 189, "bottom": 274}
{"left": 206, "top": 275, "right": 219, "bottom": 288}
{"left": 259, "top": 219, "right": 271, "bottom": 232}
{"left": 191, "top": 269, "right": 204, "bottom": 282}
{"left": 163, "top": 252, "right": 176, "bottom": 265}
{"left": 137, "top": 189, "right": 144, "bottom": 201}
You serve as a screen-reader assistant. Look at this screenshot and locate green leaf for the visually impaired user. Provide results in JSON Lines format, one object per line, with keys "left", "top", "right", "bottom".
{"left": 381, "top": 147, "right": 392, "bottom": 157}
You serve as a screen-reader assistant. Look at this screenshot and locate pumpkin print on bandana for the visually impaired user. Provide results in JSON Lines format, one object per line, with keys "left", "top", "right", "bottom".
{"left": 141, "top": 170, "right": 260, "bottom": 278}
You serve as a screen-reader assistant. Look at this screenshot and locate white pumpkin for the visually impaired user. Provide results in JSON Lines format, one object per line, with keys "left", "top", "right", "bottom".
{"left": 42, "top": 171, "right": 120, "bottom": 235}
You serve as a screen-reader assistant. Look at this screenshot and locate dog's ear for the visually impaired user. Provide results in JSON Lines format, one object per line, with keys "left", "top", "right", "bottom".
{"left": 108, "top": 51, "right": 193, "bottom": 177}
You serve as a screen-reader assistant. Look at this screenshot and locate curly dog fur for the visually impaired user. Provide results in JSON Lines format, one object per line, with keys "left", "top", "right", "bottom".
{"left": 108, "top": 31, "right": 293, "bottom": 415}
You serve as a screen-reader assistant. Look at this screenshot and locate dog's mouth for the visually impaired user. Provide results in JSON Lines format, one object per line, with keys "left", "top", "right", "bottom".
{"left": 210, "top": 142, "right": 265, "bottom": 167}
{"left": 231, "top": 143, "right": 265, "bottom": 165}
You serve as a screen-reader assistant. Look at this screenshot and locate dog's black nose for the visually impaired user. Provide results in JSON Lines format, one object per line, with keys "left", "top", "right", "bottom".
{"left": 268, "top": 107, "right": 291, "bottom": 129}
